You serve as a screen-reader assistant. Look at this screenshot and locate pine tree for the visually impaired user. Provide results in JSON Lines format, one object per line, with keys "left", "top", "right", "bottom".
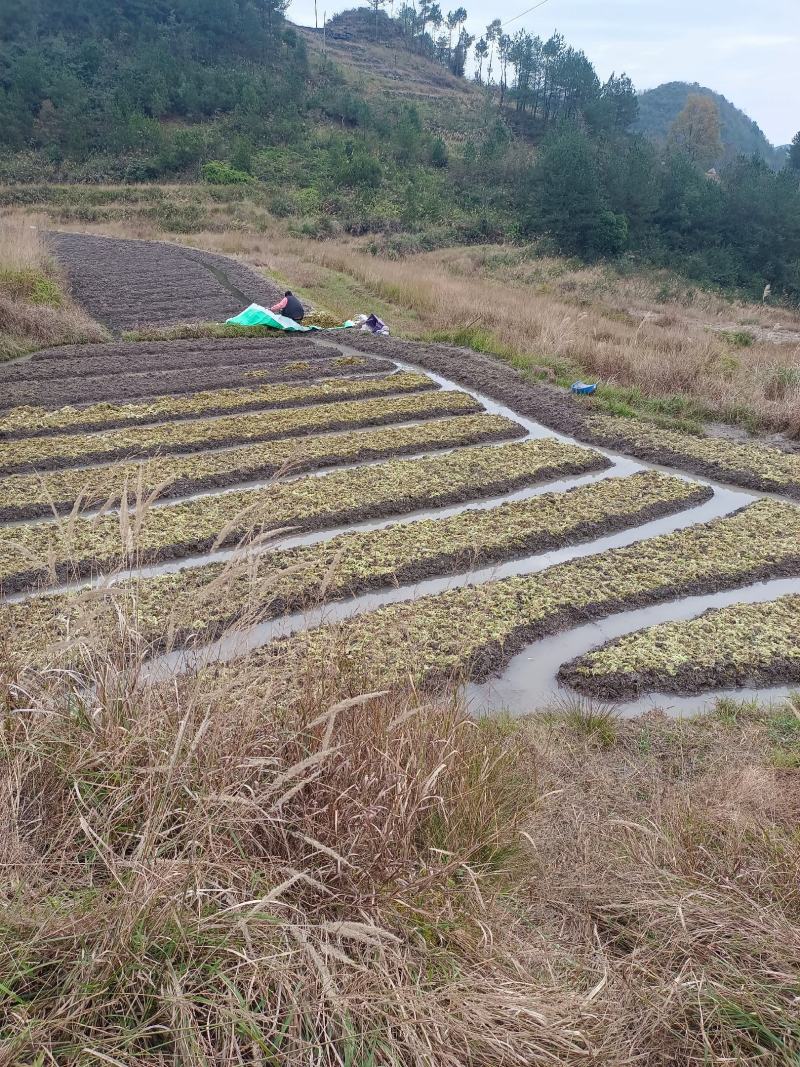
{"left": 789, "top": 132, "right": 800, "bottom": 172}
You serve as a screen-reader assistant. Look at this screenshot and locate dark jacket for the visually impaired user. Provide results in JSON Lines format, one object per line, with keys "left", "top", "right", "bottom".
{"left": 283, "top": 293, "right": 304, "bottom": 321}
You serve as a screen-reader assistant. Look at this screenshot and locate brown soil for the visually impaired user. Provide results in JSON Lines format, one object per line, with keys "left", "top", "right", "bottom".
{"left": 0, "top": 386, "right": 471, "bottom": 475}
{"left": 46, "top": 232, "right": 283, "bottom": 332}
{"left": 559, "top": 640, "right": 800, "bottom": 701}
{"left": 3, "top": 417, "right": 527, "bottom": 522}
{"left": 0, "top": 337, "right": 328, "bottom": 386}
{"left": 338, "top": 335, "right": 800, "bottom": 500}
{"left": 148, "top": 484, "right": 713, "bottom": 656}
{"left": 2, "top": 373, "right": 431, "bottom": 441}
{"left": 0, "top": 356, "right": 395, "bottom": 411}
{"left": 2, "top": 454, "right": 611, "bottom": 595}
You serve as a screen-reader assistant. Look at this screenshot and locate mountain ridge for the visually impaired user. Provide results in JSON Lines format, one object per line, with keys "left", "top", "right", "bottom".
{"left": 634, "top": 81, "right": 786, "bottom": 170}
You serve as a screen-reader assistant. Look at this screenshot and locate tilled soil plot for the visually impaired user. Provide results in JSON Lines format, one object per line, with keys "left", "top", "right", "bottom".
{"left": 0, "top": 354, "right": 393, "bottom": 410}
{"left": 341, "top": 334, "right": 800, "bottom": 499}
{"left": 46, "top": 232, "right": 283, "bottom": 332}
{"left": 559, "top": 655, "right": 800, "bottom": 702}
{"left": 0, "top": 339, "right": 330, "bottom": 388}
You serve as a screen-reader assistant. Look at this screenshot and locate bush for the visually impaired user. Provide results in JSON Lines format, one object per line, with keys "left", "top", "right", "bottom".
{"left": 200, "top": 160, "right": 254, "bottom": 185}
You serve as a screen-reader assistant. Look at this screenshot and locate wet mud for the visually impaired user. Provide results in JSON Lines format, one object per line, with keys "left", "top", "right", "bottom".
{"left": 1, "top": 454, "right": 611, "bottom": 595}
{"left": 1, "top": 417, "right": 526, "bottom": 522}
{"left": 0, "top": 387, "right": 465, "bottom": 475}
{"left": 119, "top": 483, "right": 715, "bottom": 657}
{"left": 0, "top": 356, "right": 392, "bottom": 410}
{"left": 340, "top": 335, "right": 800, "bottom": 500}
{"left": 2, "top": 371, "right": 429, "bottom": 440}
{"left": 0, "top": 338, "right": 332, "bottom": 387}
{"left": 424, "top": 555, "right": 800, "bottom": 697}
{"left": 559, "top": 637, "right": 800, "bottom": 701}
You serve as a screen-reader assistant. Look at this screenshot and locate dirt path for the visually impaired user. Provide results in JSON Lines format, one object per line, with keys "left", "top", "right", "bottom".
{"left": 47, "top": 232, "right": 282, "bottom": 332}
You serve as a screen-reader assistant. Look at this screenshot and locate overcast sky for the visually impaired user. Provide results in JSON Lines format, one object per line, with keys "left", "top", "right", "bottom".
{"left": 288, "top": 0, "right": 798, "bottom": 145}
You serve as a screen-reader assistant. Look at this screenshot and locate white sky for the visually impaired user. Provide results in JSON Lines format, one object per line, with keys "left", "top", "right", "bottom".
{"left": 288, "top": 0, "right": 799, "bottom": 145}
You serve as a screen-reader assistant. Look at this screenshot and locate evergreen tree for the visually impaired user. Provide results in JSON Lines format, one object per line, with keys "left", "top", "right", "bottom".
{"left": 526, "top": 124, "right": 627, "bottom": 257}
{"left": 789, "top": 132, "right": 800, "bottom": 173}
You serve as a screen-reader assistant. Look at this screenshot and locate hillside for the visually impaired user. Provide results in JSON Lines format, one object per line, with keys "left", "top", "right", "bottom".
{"left": 635, "top": 82, "right": 786, "bottom": 169}
{"left": 1, "top": 2, "right": 799, "bottom": 301}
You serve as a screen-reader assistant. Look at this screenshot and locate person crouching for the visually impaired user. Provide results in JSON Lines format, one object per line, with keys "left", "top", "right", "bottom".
{"left": 270, "top": 290, "right": 305, "bottom": 323}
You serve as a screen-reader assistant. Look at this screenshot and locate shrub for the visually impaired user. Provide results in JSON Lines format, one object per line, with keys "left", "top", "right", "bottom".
{"left": 200, "top": 160, "right": 254, "bottom": 185}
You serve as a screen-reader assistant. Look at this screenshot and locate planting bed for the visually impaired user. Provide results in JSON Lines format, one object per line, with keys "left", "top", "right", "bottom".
{"left": 560, "top": 595, "right": 800, "bottom": 699}
{"left": 0, "top": 370, "right": 435, "bottom": 438}
{"left": 584, "top": 416, "right": 800, "bottom": 500}
{"left": 47, "top": 232, "right": 283, "bottom": 331}
{"left": 2, "top": 471, "right": 705, "bottom": 662}
{"left": 0, "top": 338, "right": 326, "bottom": 386}
{"left": 0, "top": 386, "right": 477, "bottom": 475}
{"left": 0, "top": 439, "right": 607, "bottom": 593}
{"left": 9, "top": 238, "right": 800, "bottom": 715}
{"left": 212, "top": 500, "right": 800, "bottom": 705}
{"left": 341, "top": 334, "right": 800, "bottom": 498}
{"left": 0, "top": 354, "right": 390, "bottom": 410}
{"left": 0, "top": 413, "right": 524, "bottom": 520}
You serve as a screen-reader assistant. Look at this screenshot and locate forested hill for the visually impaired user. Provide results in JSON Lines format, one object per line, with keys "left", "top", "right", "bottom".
{"left": 635, "top": 82, "right": 786, "bottom": 170}
{"left": 1, "top": 1, "right": 799, "bottom": 303}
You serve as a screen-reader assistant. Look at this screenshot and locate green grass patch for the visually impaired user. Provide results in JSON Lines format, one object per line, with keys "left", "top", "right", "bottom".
{"left": 121, "top": 322, "right": 291, "bottom": 342}
{"left": 0, "top": 267, "right": 64, "bottom": 307}
{"left": 587, "top": 415, "right": 800, "bottom": 496}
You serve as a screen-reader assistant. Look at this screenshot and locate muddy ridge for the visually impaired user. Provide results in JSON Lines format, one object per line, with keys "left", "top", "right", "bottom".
{"left": 1, "top": 455, "right": 611, "bottom": 595}
{"left": 137, "top": 483, "right": 714, "bottom": 657}
{"left": 420, "top": 555, "right": 800, "bottom": 697}
{"left": 0, "top": 391, "right": 468, "bottom": 476}
{"left": 1, "top": 418, "right": 526, "bottom": 522}
{"left": 0, "top": 358, "right": 394, "bottom": 411}
{"left": 2, "top": 373, "right": 432, "bottom": 441}
{"left": 558, "top": 654, "right": 800, "bottom": 701}
{"left": 340, "top": 335, "right": 800, "bottom": 500}
{"left": 0, "top": 339, "right": 330, "bottom": 387}
{"left": 47, "top": 232, "right": 283, "bottom": 332}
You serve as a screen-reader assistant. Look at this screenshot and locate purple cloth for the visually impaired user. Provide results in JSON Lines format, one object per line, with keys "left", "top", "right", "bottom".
{"left": 361, "top": 313, "right": 389, "bottom": 335}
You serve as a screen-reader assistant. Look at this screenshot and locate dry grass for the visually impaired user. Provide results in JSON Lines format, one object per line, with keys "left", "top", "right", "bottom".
{"left": 8, "top": 177, "right": 800, "bottom": 430}
{"left": 1, "top": 524, "right": 799, "bottom": 1064}
{"left": 31, "top": 198, "right": 799, "bottom": 434}
{"left": 0, "top": 217, "right": 108, "bottom": 360}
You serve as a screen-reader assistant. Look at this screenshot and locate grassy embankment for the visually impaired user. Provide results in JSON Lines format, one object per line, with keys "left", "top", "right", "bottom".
{"left": 2, "top": 581, "right": 800, "bottom": 1064}
{"left": 0, "top": 217, "right": 107, "bottom": 360}
{"left": 4, "top": 185, "right": 799, "bottom": 436}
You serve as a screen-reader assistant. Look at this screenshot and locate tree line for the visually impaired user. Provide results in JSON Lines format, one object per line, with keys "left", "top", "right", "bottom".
{"left": 1, "top": 0, "right": 798, "bottom": 301}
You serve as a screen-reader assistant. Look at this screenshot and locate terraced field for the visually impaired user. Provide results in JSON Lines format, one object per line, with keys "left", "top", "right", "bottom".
{"left": 5, "top": 238, "right": 799, "bottom": 717}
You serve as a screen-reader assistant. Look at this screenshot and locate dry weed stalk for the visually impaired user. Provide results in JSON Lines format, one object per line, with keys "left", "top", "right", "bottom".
{"left": 0, "top": 582, "right": 594, "bottom": 1065}
{"left": 2, "top": 534, "right": 799, "bottom": 1063}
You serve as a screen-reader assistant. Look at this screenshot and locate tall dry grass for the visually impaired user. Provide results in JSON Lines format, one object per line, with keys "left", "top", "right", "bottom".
{"left": 0, "top": 217, "right": 108, "bottom": 359}
{"left": 0, "top": 215, "right": 49, "bottom": 271}
{"left": 8, "top": 197, "right": 799, "bottom": 430}
{"left": 2, "top": 512, "right": 799, "bottom": 1064}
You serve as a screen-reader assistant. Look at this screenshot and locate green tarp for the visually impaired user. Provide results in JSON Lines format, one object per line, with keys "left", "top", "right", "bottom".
{"left": 226, "top": 303, "right": 355, "bottom": 332}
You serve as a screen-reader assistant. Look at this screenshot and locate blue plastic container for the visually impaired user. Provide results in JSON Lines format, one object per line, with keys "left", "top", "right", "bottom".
{"left": 571, "top": 381, "right": 597, "bottom": 396}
